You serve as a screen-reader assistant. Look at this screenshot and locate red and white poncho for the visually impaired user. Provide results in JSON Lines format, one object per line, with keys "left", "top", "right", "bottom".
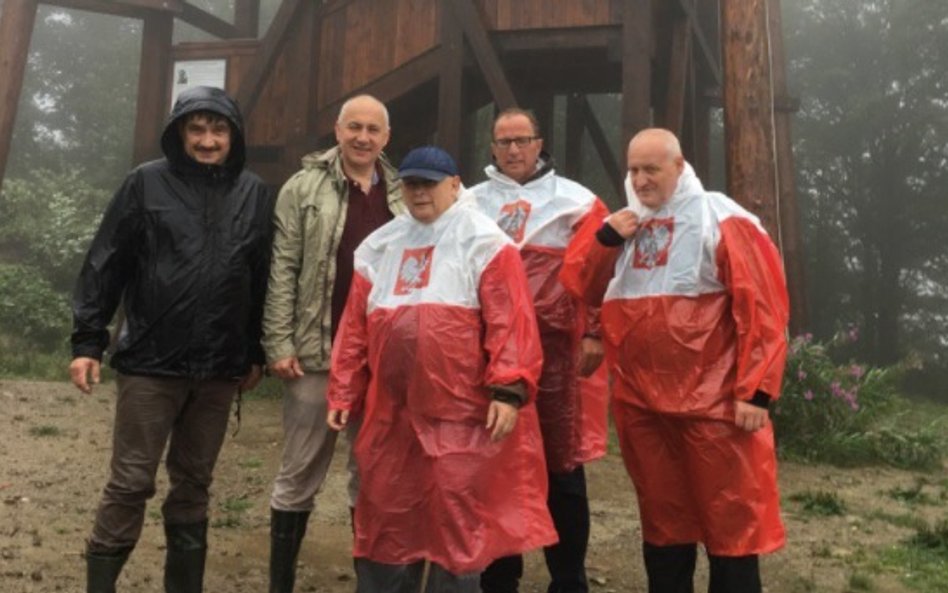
{"left": 560, "top": 163, "right": 788, "bottom": 555}
{"left": 328, "top": 195, "right": 557, "bottom": 574}
{"left": 470, "top": 165, "right": 610, "bottom": 474}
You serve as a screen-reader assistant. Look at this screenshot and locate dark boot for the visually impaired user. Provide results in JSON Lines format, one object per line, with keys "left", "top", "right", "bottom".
{"left": 642, "top": 542, "right": 697, "bottom": 593}
{"left": 480, "top": 554, "right": 523, "bottom": 593}
{"left": 164, "top": 521, "right": 208, "bottom": 593}
{"left": 544, "top": 467, "right": 590, "bottom": 593}
{"left": 269, "top": 509, "right": 310, "bottom": 593}
{"left": 707, "top": 554, "right": 761, "bottom": 593}
{"left": 86, "top": 547, "right": 132, "bottom": 593}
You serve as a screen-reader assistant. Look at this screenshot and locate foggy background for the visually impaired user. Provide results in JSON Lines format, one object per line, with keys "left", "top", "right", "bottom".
{"left": 0, "top": 0, "right": 945, "bottom": 402}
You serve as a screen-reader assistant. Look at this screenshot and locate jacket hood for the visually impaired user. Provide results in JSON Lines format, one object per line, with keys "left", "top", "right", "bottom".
{"left": 161, "top": 86, "right": 246, "bottom": 176}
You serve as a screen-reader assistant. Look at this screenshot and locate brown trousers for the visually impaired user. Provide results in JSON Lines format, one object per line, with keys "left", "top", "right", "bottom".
{"left": 87, "top": 374, "right": 237, "bottom": 552}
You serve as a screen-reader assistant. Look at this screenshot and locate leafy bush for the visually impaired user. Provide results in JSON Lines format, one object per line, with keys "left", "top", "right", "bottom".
{"left": 0, "top": 264, "right": 69, "bottom": 347}
{"left": 774, "top": 329, "right": 944, "bottom": 470}
{"left": 0, "top": 168, "right": 108, "bottom": 291}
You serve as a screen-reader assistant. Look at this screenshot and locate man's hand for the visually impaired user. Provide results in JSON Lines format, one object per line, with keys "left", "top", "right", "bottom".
{"left": 486, "top": 400, "right": 518, "bottom": 442}
{"left": 239, "top": 364, "right": 263, "bottom": 392}
{"left": 605, "top": 210, "right": 639, "bottom": 239}
{"left": 734, "top": 400, "right": 769, "bottom": 432}
{"left": 69, "top": 357, "right": 101, "bottom": 394}
{"left": 577, "top": 337, "right": 604, "bottom": 377}
{"left": 269, "top": 356, "right": 304, "bottom": 380}
{"left": 328, "top": 408, "right": 350, "bottom": 431}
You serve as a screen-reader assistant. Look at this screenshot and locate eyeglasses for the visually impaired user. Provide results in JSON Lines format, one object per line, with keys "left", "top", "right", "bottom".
{"left": 492, "top": 136, "right": 539, "bottom": 149}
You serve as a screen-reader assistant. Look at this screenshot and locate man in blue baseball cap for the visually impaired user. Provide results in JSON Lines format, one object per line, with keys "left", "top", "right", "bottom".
{"left": 327, "top": 147, "right": 555, "bottom": 592}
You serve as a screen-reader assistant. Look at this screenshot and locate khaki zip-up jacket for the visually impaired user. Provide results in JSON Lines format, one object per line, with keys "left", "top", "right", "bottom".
{"left": 262, "top": 146, "right": 403, "bottom": 371}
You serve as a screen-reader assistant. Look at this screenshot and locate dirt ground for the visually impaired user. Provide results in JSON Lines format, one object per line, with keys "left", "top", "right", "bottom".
{"left": 1, "top": 379, "right": 944, "bottom": 592}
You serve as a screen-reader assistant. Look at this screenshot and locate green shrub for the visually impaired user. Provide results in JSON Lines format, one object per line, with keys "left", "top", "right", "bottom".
{"left": 789, "top": 489, "right": 846, "bottom": 516}
{"left": 774, "top": 330, "right": 944, "bottom": 470}
{"left": 0, "top": 264, "right": 69, "bottom": 348}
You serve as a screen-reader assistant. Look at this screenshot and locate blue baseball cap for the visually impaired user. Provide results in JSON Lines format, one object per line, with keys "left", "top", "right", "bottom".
{"left": 398, "top": 146, "right": 459, "bottom": 181}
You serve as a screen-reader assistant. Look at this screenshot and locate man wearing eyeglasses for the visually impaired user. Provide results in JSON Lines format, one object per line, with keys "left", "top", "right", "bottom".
{"left": 470, "top": 108, "right": 610, "bottom": 593}
{"left": 262, "top": 94, "right": 404, "bottom": 593}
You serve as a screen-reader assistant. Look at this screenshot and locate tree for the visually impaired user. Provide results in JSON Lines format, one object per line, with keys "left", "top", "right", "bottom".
{"left": 784, "top": 0, "right": 948, "bottom": 389}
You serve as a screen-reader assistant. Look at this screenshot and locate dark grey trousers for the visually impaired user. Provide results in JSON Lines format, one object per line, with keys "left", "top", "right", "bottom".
{"left": 87, "top": 374, "right": 237, "bottom": 553}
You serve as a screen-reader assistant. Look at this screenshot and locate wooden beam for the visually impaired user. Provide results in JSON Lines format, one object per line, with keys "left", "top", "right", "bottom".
{"left": 445, "top": 0, "right": 517, "bottom": 110}
{"left": 234, "top": 0, "right": 305, "bottom": 118}
{"left": 493, "top": 25, "right": 618, "bottom": 55}
{"left": 310, "top": 48, "right": 443, "bottom": 141}
{"left": 768, "top": 0, "right": 807, "bottom": 332}
{"left": 42, "top": 0, "right": 182, "bottom": 14}
{"left": 621, "top": 0, "right": 652, "bottom": 147}
{"left": 564, "top": 93, "right": 584, "bottom": 180}
{"left": 132, "top": 10, "right": 173, "bottom": 165}
{"left": 582, "top": 97, "right": 624, "bottom": 200}
{"left": 0, "top": 0, "right": 38, "bottom": 187}
{"left": 179, "top": 2, "right": 239, "bottom": 39}
{"left": 437, "top": 0, "right": 463, "bottom": 158}
{"left": 234, "top": 0, "right": 259, "bottom": 38}
{"left": 720, "top": 0, "right": 779, "bottom": 239}
{"left": 660, "top": 14, "right": 691, "bottom": 136}
{"left": 677, "top": 0, "right": 722, "bottom": 87}
{"left": 281, "top": 0, "right": 318, "bottom": 179}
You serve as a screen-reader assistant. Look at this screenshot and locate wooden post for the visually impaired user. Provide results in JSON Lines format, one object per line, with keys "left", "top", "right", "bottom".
{"left": 0, "top": 0, "right": 38, "bottom": 187}
{"left": 234, "top": 0, "right": 260, "bottom": 38}
{"left": 133, "top": 10, "right": 174, "bottom": 165}
{"left": 768, "top": 0, "right": 807, "bottom": 332}
{"left": 281, "top": 0, "right": 318, "bottom": 180}
{"left": 621, "top": 0, "right": 652, "bottom": 148}
{"left": 720, "top": 0, "right": 779, "bottom": 240}
{"left": 437, "top": 0, "right": 463, "bottom": 159}
{"left": 564, "top": 93, "right": 584, "bottom": 180}
{"left": 660, "top": 15, "right": 691, "bottom": 137}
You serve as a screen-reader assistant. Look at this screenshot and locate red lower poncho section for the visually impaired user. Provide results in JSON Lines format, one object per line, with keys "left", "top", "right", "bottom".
{"left": 521, "top": 246, "right": 608, "bottom": 473}
{"left": 329, "top": 247, "right": 556, "bottom": 574}
{"left": 612, "top": 401, "right": 784, "bottom": 555}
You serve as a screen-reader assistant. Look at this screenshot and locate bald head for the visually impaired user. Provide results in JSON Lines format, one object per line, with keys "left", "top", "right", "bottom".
{"left": 337, "top": 94, "right": 390, "bottom": 128}
{"left": 626, "top": 128, "right": 685, "bottom": 208}
{"left": 335, "top": 94, "right": 391, "bottom": 174}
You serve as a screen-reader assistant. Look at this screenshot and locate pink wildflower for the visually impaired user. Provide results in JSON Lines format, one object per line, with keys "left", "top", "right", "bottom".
{"left": 804, "top": 390, "right": 814, "bottom": 401}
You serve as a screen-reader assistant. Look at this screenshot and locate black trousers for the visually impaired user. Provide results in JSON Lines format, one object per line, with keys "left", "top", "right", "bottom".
{"left": 642, "top": 542, "right": 761, "bottom": 593}
{"left": 480, "top": 466, "right": 589, "bottom": 593}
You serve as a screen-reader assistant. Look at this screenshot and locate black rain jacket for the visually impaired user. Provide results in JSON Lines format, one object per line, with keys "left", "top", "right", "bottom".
{"left": 71, "top": 86, "right": 275, "bottom": 379}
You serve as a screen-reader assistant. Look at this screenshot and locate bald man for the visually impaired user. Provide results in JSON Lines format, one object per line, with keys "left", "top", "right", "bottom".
{"left": 262, "top": 94, "right": 405, "bottom": 593}
{"left": 560, "top": 129, "right": 789, "bottom": 593}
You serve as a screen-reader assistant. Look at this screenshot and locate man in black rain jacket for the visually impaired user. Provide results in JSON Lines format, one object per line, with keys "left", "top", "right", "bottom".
{"left": 69, "top": 86, "right": 274, "bottom": 593}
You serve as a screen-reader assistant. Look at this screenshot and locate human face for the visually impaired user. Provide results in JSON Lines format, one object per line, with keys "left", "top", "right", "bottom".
{"left": 491, "top": 114, "right": 542, "bottom": 184}
{"left": 180, "top": 115, "right": 231, "bottom": 166}
{"left": 627, "top": 134, "right": 684, "bottom": 209}
{"left": 335, "top": 97, "right": 390, "bottom": 172}
{"left": 403, "top": 176, "right": 460, "bottom": 223}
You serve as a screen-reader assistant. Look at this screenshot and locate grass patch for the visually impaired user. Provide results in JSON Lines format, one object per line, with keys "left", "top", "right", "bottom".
{"left": 789, "top": 489, "right": 846, "bottom": 516}
{"left": 879, "top": 521, "right": 948, "bottom": 593}
{"left": 885, "top": 478, "right": 935, "bottom": 506}
{"left": 237, "top": 457, "right": 264, "bottom": 470}
{"left": 214, "top": 495, "right": 253, "bottom": 529}
{"left": 241, "top": 376, "right": 283, "bottom": 400}
{"left": 847, "top": 571, "right": 873, "bottom": 591}
{"left": 867, "top": 510, "right": 927, "bottom": 530}
{"left": 29, "top": 424, "right": 61, "bottom": 437}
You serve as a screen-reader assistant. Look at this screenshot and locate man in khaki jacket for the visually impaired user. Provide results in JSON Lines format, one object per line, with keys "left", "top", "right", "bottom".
{"left": 262, "top": 94, "right": 403, "bottom": 593}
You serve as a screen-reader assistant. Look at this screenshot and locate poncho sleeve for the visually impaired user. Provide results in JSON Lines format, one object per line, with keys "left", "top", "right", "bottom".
{"left": 559, "top": 199, "right": 620, "bottom": 307}
{"left": 327, "top": 272, "right": 373, "bottom": 412}
{"left": 716, "top": 217, "right": 790, "bottom": 401}
{"left": 479, "top": 244, "right": 544, "bottom": 402}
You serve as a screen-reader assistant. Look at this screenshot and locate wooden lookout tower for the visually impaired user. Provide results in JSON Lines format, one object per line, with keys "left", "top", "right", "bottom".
{"left": 0, "top": 0, "right": 807, "bottom": 328}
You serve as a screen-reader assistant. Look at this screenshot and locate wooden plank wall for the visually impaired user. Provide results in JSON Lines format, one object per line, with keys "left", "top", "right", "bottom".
{"left": 172, "top": 41, "right": 291, "bottom": 148}
{"left": 479, "top": 0, "right": 618, "bottom": 30}
{"left": 317, "top": 0, "right": 438, "bottom": 107}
